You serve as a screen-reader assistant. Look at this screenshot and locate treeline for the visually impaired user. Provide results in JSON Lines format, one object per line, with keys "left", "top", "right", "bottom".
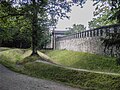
{"left": 1, "top": 39, "right": 31, "bottom": 48}
{"left": 0, "top": 1, "right": 50, "bottom": 49}
{"left": 0, "top": 27, "right": 31, "bottom": 48}
{"left": 0, "top": 28, "right": 50, "bottom": 49}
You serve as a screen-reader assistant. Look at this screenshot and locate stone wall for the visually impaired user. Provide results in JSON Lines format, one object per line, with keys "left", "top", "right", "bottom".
{"left": 55, "top": 24, "right": 120, "bottom": 55}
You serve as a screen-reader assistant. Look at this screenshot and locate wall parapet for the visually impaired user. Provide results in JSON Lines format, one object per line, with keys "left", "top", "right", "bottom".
{"left": 56, "top": 24, "right": 120, "bottom": 41}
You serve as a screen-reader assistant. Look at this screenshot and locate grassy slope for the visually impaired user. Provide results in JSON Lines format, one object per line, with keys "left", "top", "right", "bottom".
{"left": 23, "top": 62, "right": 120, "bottom": 90}
{"left": 0, "top": 48, "right": 120, "bottom": 90}
{"left": 42, "top": 50, "right": 120, "bottom": 73}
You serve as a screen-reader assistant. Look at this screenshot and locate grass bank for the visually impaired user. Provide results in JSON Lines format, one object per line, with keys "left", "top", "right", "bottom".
{"left": 0, "top": 48, "right": 120, "bottom": 90}
{"left": 42, "top": 50, "right": 120, "bottom": 73}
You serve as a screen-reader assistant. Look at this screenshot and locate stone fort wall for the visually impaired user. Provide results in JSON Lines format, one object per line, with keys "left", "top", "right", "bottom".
{"left": 55, "top": 24, "right": 120, "bottom": 55}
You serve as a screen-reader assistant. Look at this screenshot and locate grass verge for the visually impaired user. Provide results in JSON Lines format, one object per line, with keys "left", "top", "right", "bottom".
{"left": 0, "top": 48, "right": 120, "bottom": 90}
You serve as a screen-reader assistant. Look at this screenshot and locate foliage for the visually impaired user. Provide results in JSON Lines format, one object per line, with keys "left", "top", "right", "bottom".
{"left": 88, "top": 15, "right": 117, "bottom": 29}
{"left": 89, "top": 0, "right": 120, "bottom": 60}
{"left": 0, "top": 2, "right": 32, "bottom": 48}
{"left": 66, "top": 24, "right": 86, "bottom": 35}
{"left": 1, "top": 0, "right": 119, "bottom": 54}
{"left": 101, "top": 0, "right": 120, "bottom": 23}
{"left": 0, "top": 1, "right": 51, "bottom": 49}
{"left": 101, "top": 26, "right": 120, "bottom": 59}
{"left": 88, "top": 1, "right": 118, "bottom": 29}
{"left": 0, "top": 48, "right": 120, "bottom": 90}
{"left": 88, "top": 0, "right": 120, "bottom": 29}
{"left": 37, "top": 25, "right": 51, "bottom": 49}
{"left": 0, "top": 0, "right": 87, "bottom": 55}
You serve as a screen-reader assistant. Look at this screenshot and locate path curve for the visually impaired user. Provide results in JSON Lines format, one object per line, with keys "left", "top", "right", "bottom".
{"left": 38, "top": 52, "right": 120, "bottom": 76}
{"left": 36, "top": 60, "right": 120, "bottom": 76}
{"left": 0, "top": 64, "right": 82, "bottom": 90}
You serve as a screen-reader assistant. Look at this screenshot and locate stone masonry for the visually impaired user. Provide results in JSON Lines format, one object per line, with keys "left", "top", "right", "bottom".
{"left": 54, "top": 24, "right": 120, "bottom": 55}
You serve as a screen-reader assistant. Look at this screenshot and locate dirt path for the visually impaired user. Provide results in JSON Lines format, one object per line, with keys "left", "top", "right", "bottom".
{"left": 0, "top": 64, "right": 82, "bottom": 90}
{"left": 38, "top": 52, "right": 120, "bottom": 76}
{"left": 36, "top": 60, "right": 120, "bottom": 76}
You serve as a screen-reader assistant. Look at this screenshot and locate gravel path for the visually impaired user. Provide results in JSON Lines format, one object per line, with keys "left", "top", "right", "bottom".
{"left": 0, "top": 64, "right": 82, "bottom": 90}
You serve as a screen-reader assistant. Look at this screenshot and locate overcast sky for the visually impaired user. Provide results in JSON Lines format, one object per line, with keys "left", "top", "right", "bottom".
{"left": 56, "top": 0, "right": 95, "bottom": 30}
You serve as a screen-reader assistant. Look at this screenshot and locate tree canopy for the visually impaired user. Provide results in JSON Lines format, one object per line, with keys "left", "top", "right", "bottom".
{"left": 66, "top": 24, "right": 86, "bottom": 35}
{"left": 88, "top": 0, "right": 120, "bottom": 29}
{"left": 92, "top": 0, "right": 120, "bottom": 60}
{"left": 0, "top": 0, "right": 86, "bottom": 55}
{"left": 0, "top": 0, "right": 120, "bottom": 56}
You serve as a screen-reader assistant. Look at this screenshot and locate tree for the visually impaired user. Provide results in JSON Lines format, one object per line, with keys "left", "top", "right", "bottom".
{"left": 93, "top": 0, "right": 120, "bottom": 24}
{"left": 88, "top": 0, "right": 119, "bottom": 29}
{"left": 0, "top": 0, "right": 87, "bottom": 55}
{"left": 93, "top": 0, "right": 120, "bottom": 64}
{"left": 66, "top": 24, "right": 86, "bottom": 35}
{"left": 88, "top": 15, "right": 117, "bottom": 29}
{"left": 0, "top": 2, "right": 32, "bottom": 48}
{"left": 3, "top": 0, "right": 119, "bottom": 55}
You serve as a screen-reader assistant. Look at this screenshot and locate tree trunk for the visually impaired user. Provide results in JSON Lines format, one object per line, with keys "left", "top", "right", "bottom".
{"left": 31, "top": 0, "right": 39, "bottom": 56}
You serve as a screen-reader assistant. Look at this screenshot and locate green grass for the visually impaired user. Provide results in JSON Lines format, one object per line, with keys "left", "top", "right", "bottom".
{"left": 42, "top": 50, "right": 120, "bottom": 73}
{"left": 0, "top": 48, "right": 44, "bottom": 64}
{"left": 0, "top": 47, "right": 10, "bottom": 51}
{"left": 0, "top": 48, "right": 120, "bottom": 90}
{"left": 23, "top": 62, "right": 120, "bottom": 90}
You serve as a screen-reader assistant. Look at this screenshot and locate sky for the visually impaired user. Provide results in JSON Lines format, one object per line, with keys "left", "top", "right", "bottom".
{"left": 56, "top": 0, "right": 95, "bottom": 30}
